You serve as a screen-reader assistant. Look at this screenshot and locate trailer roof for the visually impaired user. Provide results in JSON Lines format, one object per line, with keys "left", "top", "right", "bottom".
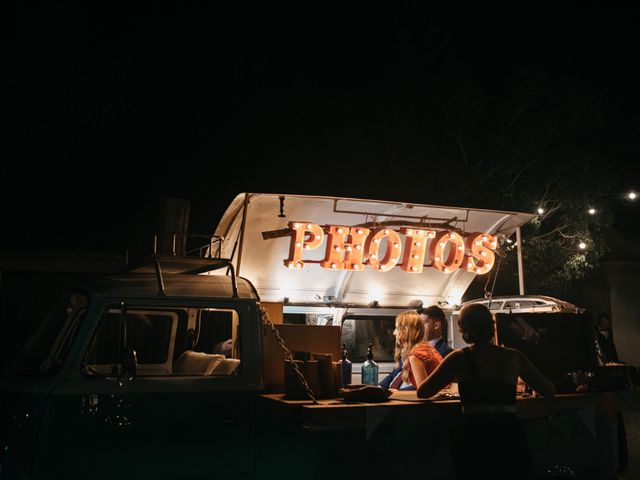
{"left": 212, "top": 193, "right": 534, "bottom": 307}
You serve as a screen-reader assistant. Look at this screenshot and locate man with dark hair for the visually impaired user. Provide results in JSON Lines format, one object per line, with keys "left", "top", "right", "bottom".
{"left": 595, "top": 312, "right": 619, "bottom": 363}
{"left": 420, "top": 305, "right": 453, "bottom": 358}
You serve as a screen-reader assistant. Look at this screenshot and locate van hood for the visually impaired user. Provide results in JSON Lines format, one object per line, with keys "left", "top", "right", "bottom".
{"left": 212, "top": 193, "right": 534, "bottom": 307}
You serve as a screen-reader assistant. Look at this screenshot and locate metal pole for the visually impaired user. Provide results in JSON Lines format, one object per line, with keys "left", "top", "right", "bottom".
{"left": 516, "top": 226, "right": 525, "bottom": 295}
{"left": 236, "top": 193, "right": 250, "bottom": 277}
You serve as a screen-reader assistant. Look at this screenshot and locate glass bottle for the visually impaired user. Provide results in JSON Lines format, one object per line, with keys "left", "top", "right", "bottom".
{"left": 594, "top": 337, "right": 607, "bottom": 366}
{"left": 361, "top": 343, "right": 379, "bottom": 385}
{"left": 340, "top": 343, "right": 352, "bottom": 385}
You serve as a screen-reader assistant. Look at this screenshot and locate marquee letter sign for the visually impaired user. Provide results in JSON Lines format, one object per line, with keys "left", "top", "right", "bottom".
{"left": 462, "top": 233, "right": 497, "bottom": 275}
{"left": 365, "top": 228, "right": 402, "bottom": 272}
{"left": 283, "top": 222, "right": 498, "bottom": 275}
{"left": 320, "top": 225, "right": 370, "bottom": 270}
{"left": 285, "top": 222, "right": 324, "bottom": 269}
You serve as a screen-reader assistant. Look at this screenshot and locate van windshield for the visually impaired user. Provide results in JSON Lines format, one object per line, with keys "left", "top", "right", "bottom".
{"left": 8, "top": 292, "right": 87, "bottom": 377}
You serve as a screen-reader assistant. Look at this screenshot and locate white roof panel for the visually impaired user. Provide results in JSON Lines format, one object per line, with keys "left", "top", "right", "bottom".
{"left": 211, "top": 193, "right": 534, "bottom": 307}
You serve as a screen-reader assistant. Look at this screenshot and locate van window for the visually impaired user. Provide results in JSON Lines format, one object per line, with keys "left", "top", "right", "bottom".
{"left": 340, "top": 316, "right": 396, "bottom": 363}
{"left": 9, "top": 292, "right": 87, "bottom": 376}
{"left": 284, "top": 313, "right": 334, "bottom": 325}
{"left": 504, "top": 301, "right": 537, "bottom": 310}
{"left": 85, "top": 309, "right": 178, "bottom": 375}
{"left": 83, "top": 306, "right": 241, "bottom": 377}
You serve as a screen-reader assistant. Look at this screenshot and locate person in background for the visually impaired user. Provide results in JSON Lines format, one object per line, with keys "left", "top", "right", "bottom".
{"left": 379, "top": 305, "right": 450, "bottom": 390}
{"left": 419, "top": 305, "right": 454, "bottom": 358}
{"left": 594, "top": 313, "right": 631, "bottom": 473}
{"left": 595, "top": 312, "right": 619, "bottom": 363}
{"left": 417, "top": 303, "right": 556, "bottom": 479}
{"left": 387, "top": 310, "right": 442, "bottom": 390}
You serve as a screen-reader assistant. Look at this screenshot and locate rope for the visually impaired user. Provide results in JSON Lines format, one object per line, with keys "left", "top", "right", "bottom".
{"left": 259, "top": 305, "right": 318, "bottom": 404}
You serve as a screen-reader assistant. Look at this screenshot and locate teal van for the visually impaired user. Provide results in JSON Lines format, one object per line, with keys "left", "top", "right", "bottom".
{"left": 1, "top": 262, "right": 264, "bottom": 480}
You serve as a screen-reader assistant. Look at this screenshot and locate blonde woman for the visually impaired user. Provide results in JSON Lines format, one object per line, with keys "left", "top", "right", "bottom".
{"left": 391, "top": 310, "right": 442, "bottom": 389}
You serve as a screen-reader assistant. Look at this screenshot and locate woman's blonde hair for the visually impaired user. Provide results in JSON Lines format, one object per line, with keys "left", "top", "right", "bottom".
{"left": 394, "top": 310, "right": 425, "bottom": 383}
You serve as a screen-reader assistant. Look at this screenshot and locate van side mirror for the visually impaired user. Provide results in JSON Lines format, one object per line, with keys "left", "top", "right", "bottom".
{"left": 121, "top": 347, "right": 137, "bottom": 381}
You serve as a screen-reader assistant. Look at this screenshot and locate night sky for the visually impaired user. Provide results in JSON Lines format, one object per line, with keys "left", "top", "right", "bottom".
{"left": 4, "top": 5, "right": 640, "bottom": 255}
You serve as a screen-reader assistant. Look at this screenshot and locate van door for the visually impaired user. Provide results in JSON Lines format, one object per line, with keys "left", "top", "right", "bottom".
{"left": 35, "top": 301, "right": 259, "bottom": 480}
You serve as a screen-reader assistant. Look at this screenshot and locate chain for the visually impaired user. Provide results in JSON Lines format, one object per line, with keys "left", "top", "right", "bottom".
{"left": 259, "top": 305, "right": 318, "bottom": 404}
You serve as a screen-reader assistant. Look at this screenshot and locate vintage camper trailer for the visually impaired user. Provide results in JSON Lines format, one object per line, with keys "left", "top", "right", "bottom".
{"left": 1, "top": 193, "right": 623, "bottom": 479}
{"left": 209, "top": 193, "right": 535, "bottom": 382}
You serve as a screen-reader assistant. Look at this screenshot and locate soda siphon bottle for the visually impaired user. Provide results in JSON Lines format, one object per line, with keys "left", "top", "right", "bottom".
{"left": 361, "top": 343, "right": 379, "bottom": 385}
{"left": 340, "top": 343, "right": 352, "bottom": 385}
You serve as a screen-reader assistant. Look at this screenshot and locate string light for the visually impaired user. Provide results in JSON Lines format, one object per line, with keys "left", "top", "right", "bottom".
{"left": 535, "top": 190, "right": 636, "bottom": 221}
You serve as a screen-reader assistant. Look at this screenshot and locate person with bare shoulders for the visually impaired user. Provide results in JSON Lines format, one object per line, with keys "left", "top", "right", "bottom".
{"left": 388, "top": 310, "right": 442, "bottom": 390}
{"left": 380, "top": 305, "right": 451, "bottom": 390}
{"left": 417, "top": 303, "right": 556, "bottom": 479}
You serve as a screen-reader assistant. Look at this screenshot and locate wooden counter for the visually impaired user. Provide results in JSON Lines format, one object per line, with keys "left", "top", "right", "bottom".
{"left": 261, "top": 389, "right": 638, "bottom": 432}
{"left": 258, "top": 389, "right": 640, "bottom": 479}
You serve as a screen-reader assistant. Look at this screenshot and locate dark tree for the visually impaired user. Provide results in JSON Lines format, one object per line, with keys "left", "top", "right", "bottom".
{"left": 433, "top": 62, "right": 617, "bottom": 297}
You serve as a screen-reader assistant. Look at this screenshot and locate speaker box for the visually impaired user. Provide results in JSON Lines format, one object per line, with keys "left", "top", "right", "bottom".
{"left": 588, "top": 365, "right": 630, "bottom": 392}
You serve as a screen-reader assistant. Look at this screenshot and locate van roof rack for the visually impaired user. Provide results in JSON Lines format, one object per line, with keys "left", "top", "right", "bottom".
{"left": 123, "top": 255, "right": 238, "bottom": 297}
{"left": 125, "top": 255, "right": 233, "bottom": 275}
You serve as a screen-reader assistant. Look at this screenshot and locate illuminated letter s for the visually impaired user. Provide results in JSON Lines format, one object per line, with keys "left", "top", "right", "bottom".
{"left": 463, "top": 233, "right": 497, "bottom": 274}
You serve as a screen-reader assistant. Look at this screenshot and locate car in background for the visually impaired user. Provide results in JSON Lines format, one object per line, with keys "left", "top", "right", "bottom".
{"left": 449, "top": 295, "right": 584, "bottom": 349}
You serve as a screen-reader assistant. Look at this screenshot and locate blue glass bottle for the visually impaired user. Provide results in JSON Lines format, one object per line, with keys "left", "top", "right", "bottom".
{"left": 340, "top": 343, "right": 352, "bottom": 385}
{"left": 361, "top": 343, "right": 379, "bottom": 385}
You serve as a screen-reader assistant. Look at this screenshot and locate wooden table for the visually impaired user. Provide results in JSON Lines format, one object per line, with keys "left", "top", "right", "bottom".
{"left": 259, "top": 389, "right": 640, "bottom": 479}
{"left": 261, "top": 390, "right": 622, "bottom": 431}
